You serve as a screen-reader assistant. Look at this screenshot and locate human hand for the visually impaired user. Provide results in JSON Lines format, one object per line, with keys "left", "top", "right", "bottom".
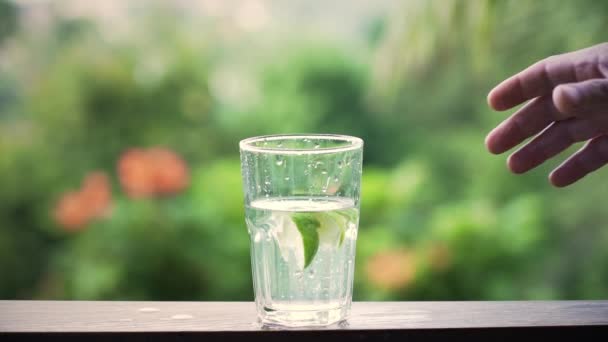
{"left": 486, "top": 43, "right": 608, "bottom": 187}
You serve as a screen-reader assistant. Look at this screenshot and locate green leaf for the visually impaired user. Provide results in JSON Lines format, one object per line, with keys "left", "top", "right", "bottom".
{"left": 291, "top": 213, "right": 320, "bottom": 269}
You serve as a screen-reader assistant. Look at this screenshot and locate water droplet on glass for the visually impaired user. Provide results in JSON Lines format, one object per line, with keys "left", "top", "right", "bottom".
{"left": 276, "top": 159, "right": 284, "bottom": 166}
{"left": 254, "top": 231, "right": 262, "bottom": 243}
{"left": 138, "top": 307, "right": 160, "bottom": 313}
{"left": 171, "top": 314, "right": 193, "bottom": 320}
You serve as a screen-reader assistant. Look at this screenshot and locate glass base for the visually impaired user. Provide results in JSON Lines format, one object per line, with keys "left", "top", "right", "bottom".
{"left": 258, "top": 304, "right": 350, "bottom": 328}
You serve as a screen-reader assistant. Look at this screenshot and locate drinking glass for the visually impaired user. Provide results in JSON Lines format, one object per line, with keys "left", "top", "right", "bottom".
{"left": 239, "top": 134, "right": 363, "bottom": 327}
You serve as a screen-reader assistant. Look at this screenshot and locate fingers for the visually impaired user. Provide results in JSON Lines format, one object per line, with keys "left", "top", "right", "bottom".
{"left": 487, "top": 79, "right": 608, "bottom": 155}
{"left": 507, "top": 118, "right": 603, "bottom": 174}
{"left": 485, "top": 96, "right": 565, "bottom": 154}
{"left": 553, "top": 79, "right": 608, "bottom": 117}
{"left": 488, "top": 43, "right": 607, "bottom": 111}
{"left": 549, "top": 135, "right": 608, "bottom": 187}
{"left": 488, "top": 58, "right": 574, "bottom": 111}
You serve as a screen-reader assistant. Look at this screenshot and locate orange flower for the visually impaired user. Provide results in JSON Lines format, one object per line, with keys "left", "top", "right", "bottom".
{"left": 117, "top": 148, "right": 156, "bottom": 198}
{"left": 147, "top": 147, "right": 189, "bottom": 195}
{"left": 117, "top": 147, "right": 189, "bottom": 198}
{"left": 81, "top": 172, "right": 112, "bottom": 217}
{"left": 53, "top": 171, "right": 112, "bottom": 232}
{"left": 365, "top": 249, "right": 415, "bottom": 291}
{"left": 54, "top": 191, "right": 90, "bottom": 231}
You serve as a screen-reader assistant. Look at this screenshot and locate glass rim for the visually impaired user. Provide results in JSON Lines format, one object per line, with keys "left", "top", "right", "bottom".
{"left": 239, "top": 134, "right": 363, "bottom": 155}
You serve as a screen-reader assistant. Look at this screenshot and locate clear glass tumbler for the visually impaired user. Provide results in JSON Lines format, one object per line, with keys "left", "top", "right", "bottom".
{"left": 239, "top": 134, "right": 363, "bottom": 327}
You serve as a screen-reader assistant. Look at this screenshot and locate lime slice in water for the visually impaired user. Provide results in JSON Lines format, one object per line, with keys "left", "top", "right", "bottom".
{"left": 291, "top": 213, "right": 320, "bottom": 269}
{"left": 277, "top": 211, "right": 354, "bottom": 269}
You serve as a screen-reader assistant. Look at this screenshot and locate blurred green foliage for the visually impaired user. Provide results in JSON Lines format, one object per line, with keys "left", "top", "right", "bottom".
{"left": 1, "top": 0, "right": 608, "bottom": 301}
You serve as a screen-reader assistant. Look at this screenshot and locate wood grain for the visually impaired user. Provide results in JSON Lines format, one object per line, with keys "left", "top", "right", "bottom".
{"left": 1, "top": 301, "right": 607, "bottom": 340}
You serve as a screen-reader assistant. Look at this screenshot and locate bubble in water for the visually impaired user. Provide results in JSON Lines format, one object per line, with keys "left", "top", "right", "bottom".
{"left": 276, "top": 159, "right": 284, "bottom": 166}
{"left": 254, "top": 231, "right": 262, "bottom": 243}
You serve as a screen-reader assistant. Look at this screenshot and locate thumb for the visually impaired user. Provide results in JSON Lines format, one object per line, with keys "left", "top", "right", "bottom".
{"left": 553, "top": 78, "right": 608, "bottom": 118}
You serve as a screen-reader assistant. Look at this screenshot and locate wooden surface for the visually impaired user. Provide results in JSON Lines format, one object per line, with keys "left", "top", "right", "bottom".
{"left": 1, "top": 301, "right": 608, "bottom": 340}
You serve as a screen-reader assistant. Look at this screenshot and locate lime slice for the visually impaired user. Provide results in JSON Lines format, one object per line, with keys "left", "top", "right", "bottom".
{"left": 273, "top": 209, "right": 356, "bottom": 270}
{"left": 291, "top": 210, "right": 355, "bottom": 268}
{"left": 291, "top": 213, "right": 320, "bottom": 269}
{"left": 317, "top": 212, "right": 348, "bottom": 248}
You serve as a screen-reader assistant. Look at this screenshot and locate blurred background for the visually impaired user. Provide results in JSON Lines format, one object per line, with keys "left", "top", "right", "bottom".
{"left": 1, "top": 0, "right": 608, "bottom": 301}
